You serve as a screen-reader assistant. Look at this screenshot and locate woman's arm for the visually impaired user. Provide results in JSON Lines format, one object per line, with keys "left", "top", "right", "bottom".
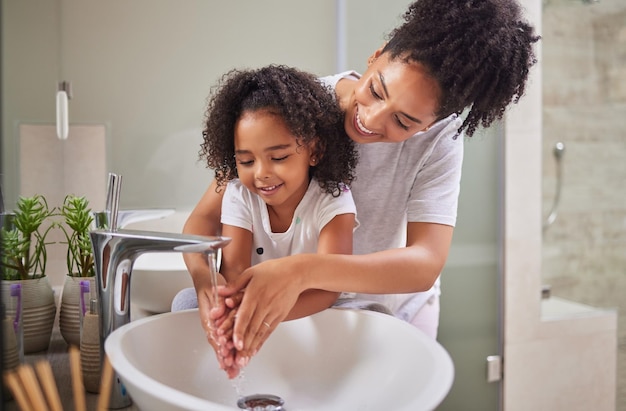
{"left": 306, "top": 221, "right": 453, "bottom": 293}
{"left": 227, "top": 221, "right": 453, "bottom": 353}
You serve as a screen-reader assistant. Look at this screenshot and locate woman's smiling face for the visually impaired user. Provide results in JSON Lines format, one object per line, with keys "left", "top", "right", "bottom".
{"left": 342, "top": 52, "right": 442, "bottom": 144}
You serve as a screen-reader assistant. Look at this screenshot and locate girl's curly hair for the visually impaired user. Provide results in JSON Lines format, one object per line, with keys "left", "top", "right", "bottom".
{"left": 200, "top": 65, "right": 357, "bottom": 197}
{"left": 383, "top": 0, "right": 540, "bottom": 137}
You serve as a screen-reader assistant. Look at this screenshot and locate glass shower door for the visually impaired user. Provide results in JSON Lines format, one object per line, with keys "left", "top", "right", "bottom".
{"left": 541, "top": 0, "right": 626, "bottom": 408}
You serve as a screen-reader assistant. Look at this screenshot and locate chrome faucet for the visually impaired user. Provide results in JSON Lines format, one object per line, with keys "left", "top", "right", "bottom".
{"left": 91, "top": 172, "right": 231, "bottom": 409}
{"left": 90, "top": 228, "right": 230, "bottom": 409}
{"left": 93, "top": 208, "right": 176, "bottom": 230}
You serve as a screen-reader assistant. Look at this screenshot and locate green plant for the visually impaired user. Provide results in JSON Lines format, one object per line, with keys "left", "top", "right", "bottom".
{"left": 57, "top": 194, "right": 95, "bottom": 277}
{"left": 0, "top": 194, "right": 55, "bottom": 280}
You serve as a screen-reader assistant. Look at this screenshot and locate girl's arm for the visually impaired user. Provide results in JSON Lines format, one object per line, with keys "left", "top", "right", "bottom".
{"left": 183, "top": 182, "right": 248, "bottom": 378}
{"left": 182, "top": 180, "right": 225, "bottom": 334}
{"left": 219, "top": 224, "right": 253, "bottom": 283}
{"left": 282, "top": 212, "right": 354, "bottom": 321}
{"left": 228, "top": 220, "right": 453, "bottom": 353}
{"left": 183, "top": 180, "right": 224, "bottom": 271}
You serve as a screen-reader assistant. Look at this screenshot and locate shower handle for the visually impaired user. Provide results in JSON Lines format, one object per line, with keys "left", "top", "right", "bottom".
{"left": 542, "top": 141, "right": 565, "bottom": 232}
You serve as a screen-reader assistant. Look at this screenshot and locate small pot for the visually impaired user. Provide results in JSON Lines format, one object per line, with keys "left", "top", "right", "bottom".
{"left": 59, "top": 275, "right": 96, "bottom": 346}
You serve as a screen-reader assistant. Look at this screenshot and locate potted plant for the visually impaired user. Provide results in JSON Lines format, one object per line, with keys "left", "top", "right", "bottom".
{"left": 0, "top": 194, "right": 57, "bottom": 353}
{"left": 57, "top": 194, "right": 96, "bottom": 346}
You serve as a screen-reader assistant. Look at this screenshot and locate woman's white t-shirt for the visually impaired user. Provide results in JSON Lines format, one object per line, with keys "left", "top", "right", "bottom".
{"left": 321, "top": 71, "right": 464, "bottom": 322}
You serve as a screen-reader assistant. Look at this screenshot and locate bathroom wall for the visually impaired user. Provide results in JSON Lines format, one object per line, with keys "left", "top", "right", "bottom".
{"left": 541, "top": 1, "right": 626, "bottom": 408}
{"left": 1, "top": 0, "right": 338, "bottom": 210}
{"left": 1, "top": 0, "right": 60, "bottom": 207}
{"left": 437, "top": 126, "right": 502, "bottom": 410}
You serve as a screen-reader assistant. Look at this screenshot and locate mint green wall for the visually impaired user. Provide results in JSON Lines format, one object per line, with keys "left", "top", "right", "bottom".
{"left": 2, "top": 0, "right": 336, "bottom": 209}
{"left": 438, "top": 127, "right": 502, "bottom": 411}
{"left": 344, "top": 0, "right": 410, "bottom": 73}
{"left": 1, "top": 0, "right": 60, "bottom": 209}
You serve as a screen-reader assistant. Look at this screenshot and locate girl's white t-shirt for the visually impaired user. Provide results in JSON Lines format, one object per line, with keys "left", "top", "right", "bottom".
{"left": 221, "top": 178, "right": 357, "bottom": 266}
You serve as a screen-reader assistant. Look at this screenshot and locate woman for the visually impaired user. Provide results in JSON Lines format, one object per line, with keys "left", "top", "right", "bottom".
{"left": 181, "top": 0, "right": 539, "bottom": 372}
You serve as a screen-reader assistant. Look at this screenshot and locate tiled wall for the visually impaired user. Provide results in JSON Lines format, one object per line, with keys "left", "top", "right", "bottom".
{"left": 541, "top": 3, "right": 626, "bottom": 408}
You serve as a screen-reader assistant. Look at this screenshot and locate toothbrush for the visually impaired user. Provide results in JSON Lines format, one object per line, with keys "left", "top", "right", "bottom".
{"left": 10, "top": 283, "right": 22, "bottom": 334}
{"left": 80, "top": 280, "right": 90, "bottom": 316}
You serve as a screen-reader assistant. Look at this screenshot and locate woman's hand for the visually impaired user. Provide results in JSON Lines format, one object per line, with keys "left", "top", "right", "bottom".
{"left": 220, "top": 255, "right": 307, "bottom": 358}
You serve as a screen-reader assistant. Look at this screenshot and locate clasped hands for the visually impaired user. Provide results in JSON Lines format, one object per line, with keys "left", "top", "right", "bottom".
{"left": 202, "top": 284, "right": 281, "bottom": 379}
{"left": 199, "top": 260, "right": 304, "bottom": 379}
{"left": 204, "top": 288, "right": 253, "bottom": 379}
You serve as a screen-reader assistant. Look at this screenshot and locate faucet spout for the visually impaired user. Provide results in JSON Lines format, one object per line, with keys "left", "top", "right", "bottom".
{"left": 89, "top": 228, "right": 230, "bottom": 409}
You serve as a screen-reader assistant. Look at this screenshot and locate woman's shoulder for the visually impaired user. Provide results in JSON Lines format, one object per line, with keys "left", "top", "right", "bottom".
{"left": 406, "top": 114, "right": 464, "bottom": 152}
{"left": 318, "top": 70, "right": 361, "bottom": 90}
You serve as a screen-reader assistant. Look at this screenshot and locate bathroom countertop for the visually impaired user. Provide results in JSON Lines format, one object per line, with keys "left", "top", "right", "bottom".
{"left": 3, "top": 328, "right": 138, "bottom": 411}
{"left": 541, "top": 296, "right": 616, "bottom": 320}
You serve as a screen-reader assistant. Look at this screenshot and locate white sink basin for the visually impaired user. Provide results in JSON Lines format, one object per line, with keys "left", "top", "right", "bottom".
{"left": 123, "top": 210, "right": 193, "bottom": 318}
{"left": 105, "top": 308, "right": 454, "bottom": 411}
{"left": 131, "top": 252, "right": 191, "bottom": 317}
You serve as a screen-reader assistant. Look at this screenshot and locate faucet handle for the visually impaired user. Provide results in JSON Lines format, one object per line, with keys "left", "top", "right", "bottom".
{"left": 105, "top": 173, "right": 122, "bottom": 231}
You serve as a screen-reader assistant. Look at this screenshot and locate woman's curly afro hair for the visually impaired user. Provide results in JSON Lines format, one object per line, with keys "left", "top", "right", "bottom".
{"left": 200, "top": 65, "right": 357, "bottom": 197}
{"left": 383, "top": 0, "right": 541, "bottom": 137}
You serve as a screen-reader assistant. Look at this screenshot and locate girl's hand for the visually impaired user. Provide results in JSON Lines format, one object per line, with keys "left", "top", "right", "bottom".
{"left": 197, "top": 284, "right": 241, "bottom": 377}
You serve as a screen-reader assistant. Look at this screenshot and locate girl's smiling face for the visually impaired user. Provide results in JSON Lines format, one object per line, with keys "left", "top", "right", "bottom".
{"left": 234, "top": 109, "right": 316, "bottom": 213}
{"left": 342, "top": 51, "right": 442, "bottom": 144}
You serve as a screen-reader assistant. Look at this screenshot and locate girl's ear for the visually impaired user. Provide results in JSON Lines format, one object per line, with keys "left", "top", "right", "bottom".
{"left": 309, "top": 139, "right": 325, "bottom": 166}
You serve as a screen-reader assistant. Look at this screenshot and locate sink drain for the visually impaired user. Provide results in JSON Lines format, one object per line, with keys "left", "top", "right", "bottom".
{"left": 237, "top": 394, "right": 285, "bottom": 411}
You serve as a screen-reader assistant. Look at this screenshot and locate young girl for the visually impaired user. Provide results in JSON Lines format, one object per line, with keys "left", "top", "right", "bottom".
{"left": 188, "top": 65, "right": 358, "bottom": 376}
{"left": 183, "top": 0, "right": 539, "bottom": 374}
